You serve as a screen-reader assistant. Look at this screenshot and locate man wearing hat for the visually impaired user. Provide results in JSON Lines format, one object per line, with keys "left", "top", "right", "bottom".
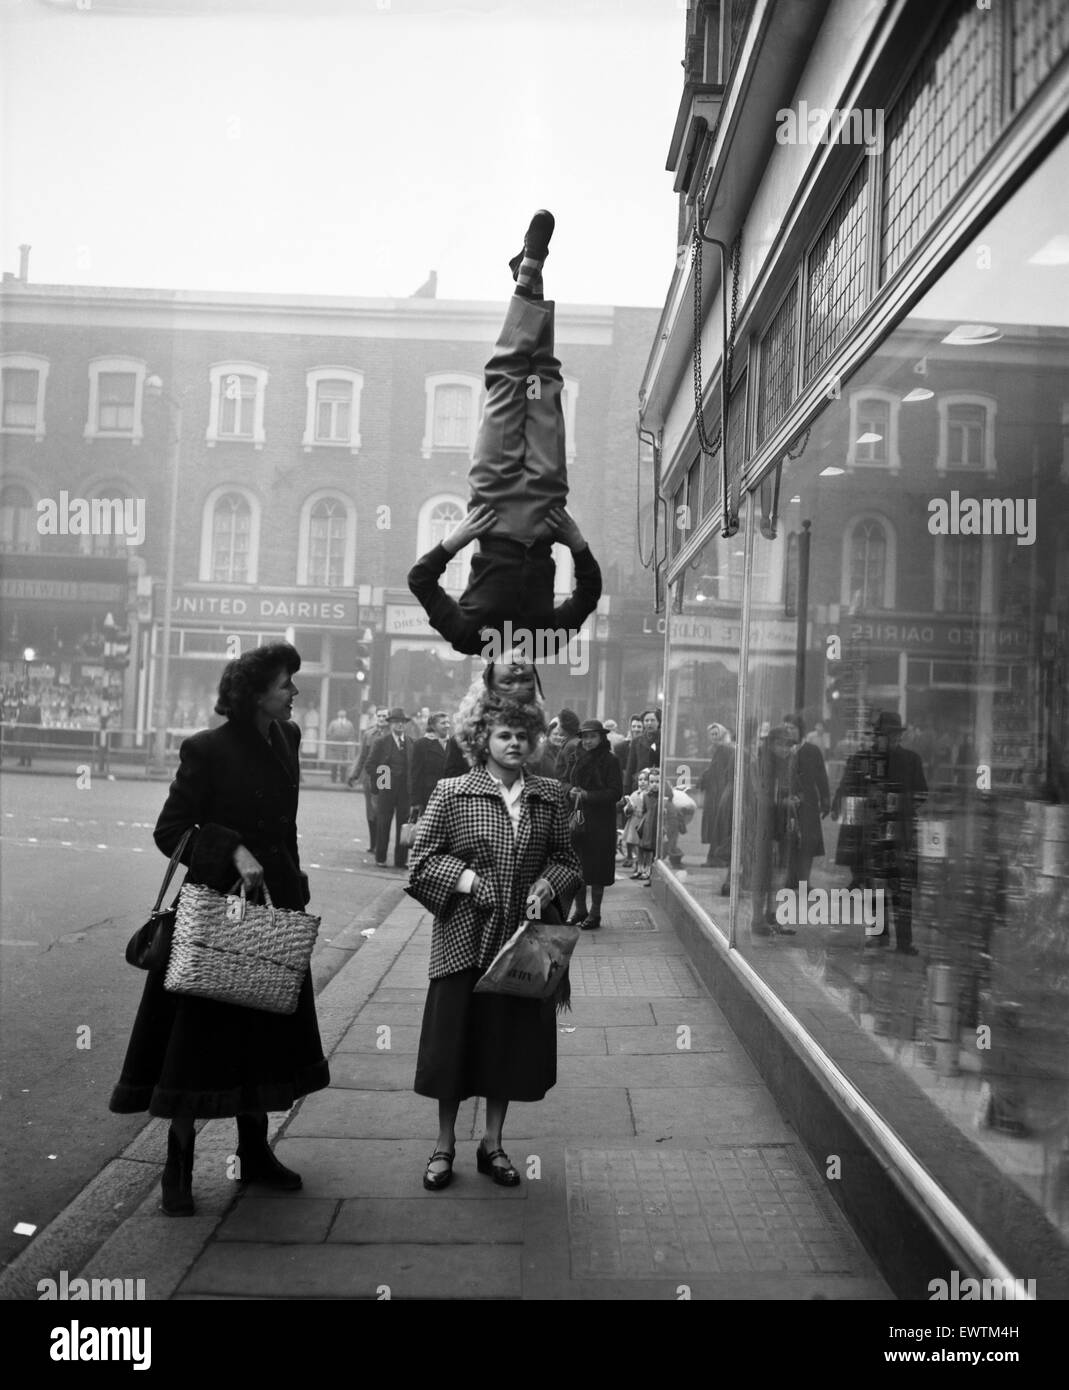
{"left": 369, "top": 707, "right": 413, "bottom": 867}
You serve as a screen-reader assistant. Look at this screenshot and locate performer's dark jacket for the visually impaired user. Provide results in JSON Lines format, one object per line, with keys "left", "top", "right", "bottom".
{"left": 407, "top": 536, "right": 602, "bottom": 657}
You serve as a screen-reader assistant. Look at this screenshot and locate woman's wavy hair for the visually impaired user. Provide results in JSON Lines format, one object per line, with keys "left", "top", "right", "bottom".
{"left": 455, "top": 696, "right": 547, "bottom": 766}
{"left": 215, "top": 642, "right": 301, "bottom": 723}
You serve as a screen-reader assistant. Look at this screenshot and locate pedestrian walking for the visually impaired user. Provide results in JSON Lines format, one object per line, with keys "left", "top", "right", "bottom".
{"left": 347, "top": 707, "right": 388, "bottom": 848}
{"left": 109, "top": 642, "right": 329, "bottom": 1215}
{"left": 407, "top": 697, "right": 581, "bottom": 1191}
{"left": 561, "top": 718, "right": 623, "bottom": 930}
{"left": 407, "top": 212, "right": 602, "bottom": 656}
{"left": 369, "top": 708, "right": 412, "bottom": 867}
{"left": 324, "top": 709, "right": 356, "bottom": 783}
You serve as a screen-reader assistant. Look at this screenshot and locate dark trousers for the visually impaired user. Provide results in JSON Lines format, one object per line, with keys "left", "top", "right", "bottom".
{"left": 363, "top": 786, "right": 378, "bottom": 848}
{"left": 375, "top": 789, "right": 410, "bottom": 866}
{"left": 467, "top": 293, "right": 567, "bottom": 546}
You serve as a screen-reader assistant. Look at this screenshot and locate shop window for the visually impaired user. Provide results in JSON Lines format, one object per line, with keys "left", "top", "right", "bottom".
{"left": 0, "top": 356, "right": 49, "bottom": 439}
{"left": 756, "top": 281, "right": 798, "bottom": 447}
{"left": 206, "top": 363, "right": 268, "bottom": 449}
{"left": 1011, "top": 0, "right": 1069, "bottom": 108}
{"left": 201, "top": 486, "right": 260, "bottom": 584}
{"left": 418, "top": 494, "right": 471, "bottom": 593}
{"left": 842, "top": 514, "right": 895, "bottom": 610}
{"left": 847, "top": 390, "right": 900, "bottom": 472}
{"left": 85, "top": 358, "right": 146, "bottom": 443}
{"left": 880, "top": 3, "right": 997, "bottom": 281}
{"left": 421, "top": 374, "right": 480, "bottom": 458}
{"left": 302, "top": 368, "right": 363, "bottom": 453}
{"left": 297, "top": 492, "right": 356, "bottom": 587}
{"left": 0, "top": 482, "right": 37, "bottom": 552}
{"left": 805, "top": 162, "right": 870, "bottom": 383}
{"left": 937, "top": 394, "right": 997, "bottom": 474}
{"left": 670, "top": 480, "right": 686, "bottom": 558}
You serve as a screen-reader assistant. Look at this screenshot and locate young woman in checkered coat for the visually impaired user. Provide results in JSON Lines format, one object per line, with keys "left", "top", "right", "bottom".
{"left": 406, "top": 697, "right": 582, "bottom": 1191}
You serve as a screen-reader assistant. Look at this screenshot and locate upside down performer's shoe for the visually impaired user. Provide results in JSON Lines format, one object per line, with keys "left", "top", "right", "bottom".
{"left": 510, "top": 209, "right": 555, "bottom": 296}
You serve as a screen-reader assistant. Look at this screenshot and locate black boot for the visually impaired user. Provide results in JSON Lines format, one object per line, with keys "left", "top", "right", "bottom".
{"left": 235, "top": 1112, "right": 302, "bottom": 1190}
{"left": 160, "top": 1124, "right": 195, "bottom": 1217}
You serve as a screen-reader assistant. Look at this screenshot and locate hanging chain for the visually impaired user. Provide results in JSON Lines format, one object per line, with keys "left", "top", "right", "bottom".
{"left": 691, "top": 227, "right": 742, "bottom": 460}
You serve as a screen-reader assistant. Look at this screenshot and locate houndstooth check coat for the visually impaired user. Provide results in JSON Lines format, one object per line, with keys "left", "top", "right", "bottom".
{"left": 405, "top": 766, "right": 582, "bottom": 979}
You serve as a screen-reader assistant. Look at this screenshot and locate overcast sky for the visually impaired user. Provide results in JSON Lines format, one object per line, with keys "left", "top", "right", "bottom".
{"left": 1, "top": 0, "right": 685, "bottom": 307}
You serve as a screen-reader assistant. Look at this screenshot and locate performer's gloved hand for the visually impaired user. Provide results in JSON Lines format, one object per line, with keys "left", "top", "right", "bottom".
{"left": 546, "top": 506, "right": 587, "bottom": 552}
{"left": 442, "top": 503, "right": 497, "bottom": 554}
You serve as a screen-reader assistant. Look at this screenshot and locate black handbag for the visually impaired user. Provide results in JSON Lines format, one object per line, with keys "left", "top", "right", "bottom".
{"left": 125, "top": 828, "right": 193, "bottom": 971}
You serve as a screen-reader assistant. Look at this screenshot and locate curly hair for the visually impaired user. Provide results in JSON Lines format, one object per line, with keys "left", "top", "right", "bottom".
{"left": 215, "top": 642, "right": 301, "bottom": 723}
{"left": 455, "top": 696, "right": 547, "bottom": 766}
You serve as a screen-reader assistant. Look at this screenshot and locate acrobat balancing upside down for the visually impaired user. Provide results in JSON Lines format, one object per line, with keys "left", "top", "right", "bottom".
{"left": 408, "top": 211, "right": 603, "bottom": 658}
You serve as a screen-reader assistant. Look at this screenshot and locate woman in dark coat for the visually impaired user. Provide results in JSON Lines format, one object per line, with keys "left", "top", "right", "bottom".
{"left": 699, "top": 723, "right": 735, "bottom": 866}
{"left": 109, "top": 643, "right": 329, "bottom": 1215}
{"left": 407, "top": 697, "right": 581, "bottom": 1192}
{"left": 561, "top": 718, "right": 624, "bottom": 930}
{"left": 784, "top": 713, "right": 830, "bottom": 889}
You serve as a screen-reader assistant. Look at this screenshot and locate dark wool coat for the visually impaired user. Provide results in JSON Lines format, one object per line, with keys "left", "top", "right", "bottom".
{"left": 790, "top": 741, "right": 831, "bottom": 857}
{"left": 624, "top": 732, "right": 660, "bottom": 794}
{"left": 562, "top": 744, "right": 624, "bottom": 887}
{"left": 410, "top": 735, "right": 447, "bottom": 810}
{"left": 109, "top": 718, "right": 329, "bottom": 1118}
{"left": 406, "top": 767, "right": 582, "bottom": 979}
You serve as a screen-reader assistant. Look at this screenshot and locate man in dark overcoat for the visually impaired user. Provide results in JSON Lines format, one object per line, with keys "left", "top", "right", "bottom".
{"left": 370, "top": 707, "right": 412, "bottom": 867}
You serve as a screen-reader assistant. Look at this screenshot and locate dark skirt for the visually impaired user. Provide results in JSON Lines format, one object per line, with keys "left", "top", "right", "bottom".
{"left": 575, "top": 801, "right": 618, "bottom": 887}
{"left": 109, "top": 967, "right": 330, "bottom": 1119}
{"left": 413, "top": 967, "right": 557, "bottom": 1102}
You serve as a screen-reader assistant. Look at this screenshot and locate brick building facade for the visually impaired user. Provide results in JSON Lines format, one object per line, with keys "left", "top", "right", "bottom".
{"left": 0, "top": 272, "right": 661, "bottom": 749}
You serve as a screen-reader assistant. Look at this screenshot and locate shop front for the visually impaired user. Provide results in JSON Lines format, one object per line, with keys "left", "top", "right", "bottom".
{"left": 149, "top": 584, "right": 372, "bottom": 761}
{"left": 654, "top": 129, "right": 1069, "bottom": 1291}
{"left": 0, "top": 553, "right": 136, "bottom": 750}
{"left": 383, "top": 600, "right": 473, "bottom": 719}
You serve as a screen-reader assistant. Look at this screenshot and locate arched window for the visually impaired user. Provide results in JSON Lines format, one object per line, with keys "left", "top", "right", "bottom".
{"left": 200, "top": 488, "right": 261, "bottom": 584}
{"left": 299, "top": 493, "right": 355, "bottom": 587}
{"left": 842, "top": 514, "right": 896, "bottom": 610}
{"left": 418, "top": 495, "right": 472, "bottom": 594}
{"left": 0, "top": 483, "right": 36, "bottom": 552}
{"left": 86, "top": 488, "right": 132, "bottom": 558}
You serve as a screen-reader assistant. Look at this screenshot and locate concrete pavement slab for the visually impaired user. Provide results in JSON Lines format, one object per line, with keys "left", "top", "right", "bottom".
{"left": 178, "top": 1240, "right": 522, "bottom": 1300}
{"left": 328, "top": 1054, "right": 421, "bottom": 1090}
{"left": 215, "top": 1198, "right": 338, "bottom": 1243}
{"left": 554, "top": 1000, "right": 657, "bottom": 1025}
{"left": 285, "top": 1089, "right": 478, "bottom": 1140}
{"left": 333, "top": 1022, "right": 423, "bottom": 1054}
{"left": 554, "top": 1025, "right": 609, "bottom": 1055}
{"left": 488, "top": 1087, "right": 635, "bottom": 1139}
{"left": 628, "top": 1086, "right": 796, "bottom": 1141}
{"left": 329, "top": 1198, "right": 525, "bottom": 1244}
{"left": 555, "top": 1052, "right": 764, "bottom": 1088}
{"left": 603, "top": 1024, "right": 740, "bottom": 1053}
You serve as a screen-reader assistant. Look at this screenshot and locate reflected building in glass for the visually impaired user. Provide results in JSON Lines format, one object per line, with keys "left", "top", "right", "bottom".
{"left": 642, "top": 0, "right": 1069, "bottom": 1296}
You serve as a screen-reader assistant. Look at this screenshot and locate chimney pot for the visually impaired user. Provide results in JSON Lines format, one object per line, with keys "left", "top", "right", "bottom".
{"left": 18, "top": 244, "right": 30, "bottom": 282}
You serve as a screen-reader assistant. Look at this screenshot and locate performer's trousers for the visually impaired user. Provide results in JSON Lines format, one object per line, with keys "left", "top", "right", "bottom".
{"left": 468, "top": 294, "right": 567, "bottom": 545}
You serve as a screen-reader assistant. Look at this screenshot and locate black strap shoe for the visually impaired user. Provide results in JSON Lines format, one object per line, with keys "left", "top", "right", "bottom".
{"left": 423, "top": 1149, "right": 455, "bottom": 1191}
{"left": 476, "top": 1142, "right": 521, "bottom": 1186}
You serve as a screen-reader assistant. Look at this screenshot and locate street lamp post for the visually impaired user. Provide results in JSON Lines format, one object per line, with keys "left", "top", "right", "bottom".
{"left": 146, "top": 376, "right": 183, "bottom": 774}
